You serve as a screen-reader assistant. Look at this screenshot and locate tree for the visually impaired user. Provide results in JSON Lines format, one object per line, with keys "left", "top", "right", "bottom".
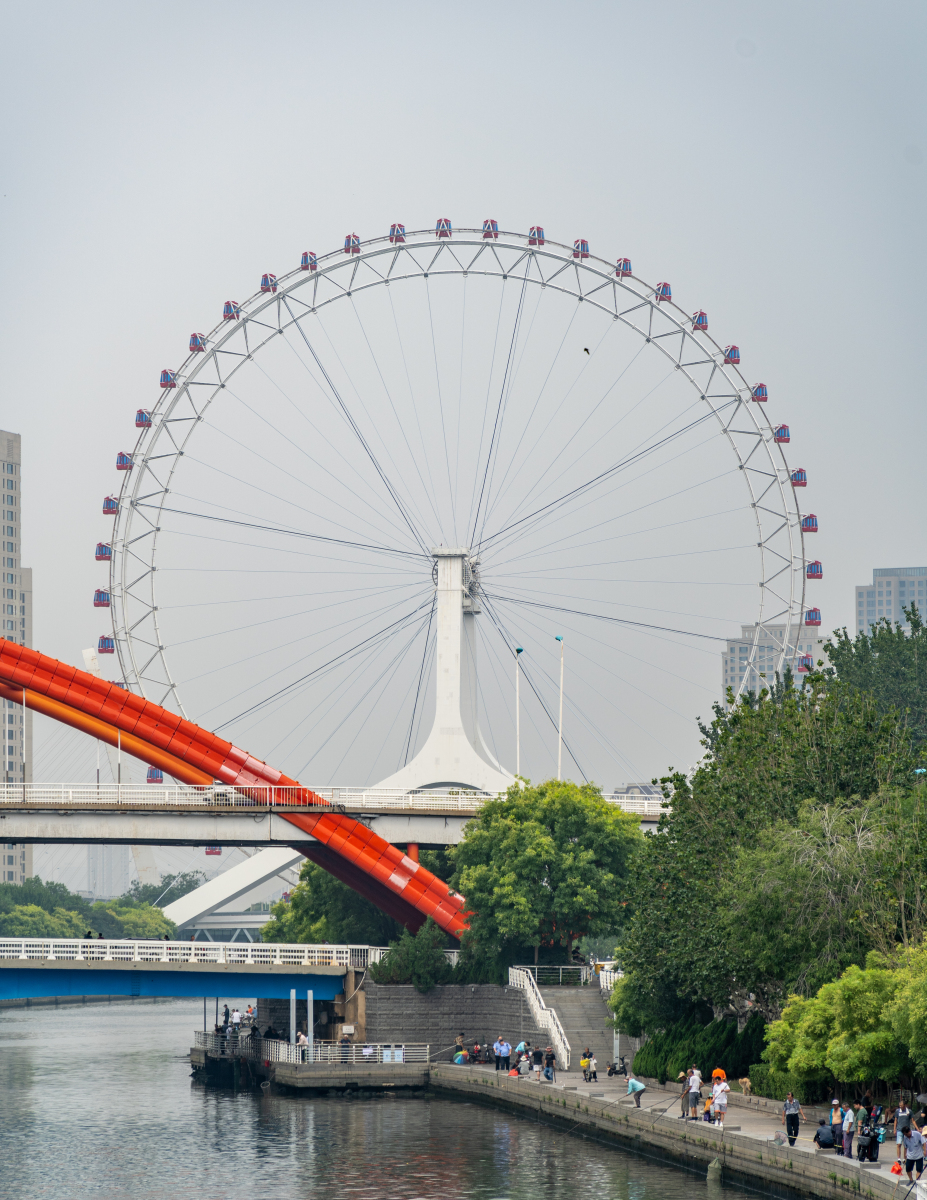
{"left": 261, "top": 860, "right": 403, "bottom": 945}
{"left": 368, "top": 919, "right": 453, "bottom": 993}
{"left": 0, "top": 903, "right": 87, "bottom": 938}
{"left": 450, "top": 779, "right": 642, "bottom": 965}
{"left": 824, "top": 610, "right": 927, "bottom": 747}
{"left": 121, "top": 872, "right": 205, "bottom": 907}
{"left": 617, "top": 680, "right": 921, "bottom": 1029}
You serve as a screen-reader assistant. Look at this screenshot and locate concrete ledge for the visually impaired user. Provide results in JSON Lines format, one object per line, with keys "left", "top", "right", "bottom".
{"left": 429, "top": 1066, "right": 900, "bottom": 1200}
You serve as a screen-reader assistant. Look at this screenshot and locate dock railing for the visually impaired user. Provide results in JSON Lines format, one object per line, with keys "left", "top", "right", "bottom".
{"left": 194, "top": 1031, "right": 430, "bottom": 1065}
{"left": 507, "top": 967, "right": 571, "bottom": 1069}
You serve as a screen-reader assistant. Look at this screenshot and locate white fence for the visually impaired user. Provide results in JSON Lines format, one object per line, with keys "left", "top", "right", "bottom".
{"left": 513, "top": 964, "right": 591, "bottom": 987}
{"left": 193, "top": 1032, "right": 431, "bottom": 1065}
{"left": 0, "top": 783, "right": 665, "bottom": 818}
{"left": 0, "top": 939, "right": 388, "bottom": 968}
{"left": 507, "top": 967, "right": 571, "bottom": 1069}
{"left": 598, "top": 967, "right": 621, "bottom": 992}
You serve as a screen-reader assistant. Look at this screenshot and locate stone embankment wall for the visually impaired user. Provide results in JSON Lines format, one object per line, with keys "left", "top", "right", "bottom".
{"left": 365, "top": 984, "right": 546, "bottom": 1056}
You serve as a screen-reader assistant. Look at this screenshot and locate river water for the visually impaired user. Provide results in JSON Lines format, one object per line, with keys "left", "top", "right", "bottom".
{"left": 0, "top": 999, "right": 756, "bottom": 1200}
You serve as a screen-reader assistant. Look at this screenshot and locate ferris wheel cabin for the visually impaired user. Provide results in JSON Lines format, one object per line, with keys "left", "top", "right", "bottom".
{"left": 573, "top": 239, "right": 589, "bottom": 259}
{"left": 807, "top": 560, "right": 823, "bottom": 580}
{"left": 146, "top": 767, "right": 164, "bottom": 784}
{"left": 300, "top": 251, "right": 318, "bottom": 271}
{"left": 389, "top": 224, "right": 405, "bottom": 243}
{"left": 343, "top": 234, "right": 360, "bottom": 254}
{"left": 801, "top": 514, "right": 819, "bottom": 534}
{"left": 435, "top": 218, "right": 452, "bottom": 238}
{"left": 102, "top": 496, "right": 119, "bottom": 516}
{"left": 655, "top": 281, "right": 672, "bottom": 303}
{"left": 260, "top": 273, "right": 277, "bottom": 293}
{"left": 774, "top": 424, "right": 790, "bottom": 443}
{"left": 159, "top": 370, "right": 176, "bottom": 389}
{"left": 752, "top": 383, "right": 768, "bottom": 402}
{"left": 189, "top": 333, "right": 207, "bottom": 353}
{"left": 222, "top": 301, "right": 241, "bottom": 320}
{"left": 797, "top": 654, "right": 814, "bottom": 673}
{"left": 135, "top": 409, "right": 152, "bottom": 428}
{"left": 692, "top": 310, "right": 708, "bottom": 333}
{"left": 483, "top": 219, "right": 499, "bottom": 239}
{"left": 94, "top": 542, "right": 112, "bottom": 562}
{"left": 791, "top": 468, "right": 807, "bottom": 487}
{"left": 804, "top": 608, "right": 822, "bottom": 627}
{"left": 723, "top": 344, "right": 740, "bottom": 366}
{"left": 529, "top": 226, "right": 545, "bottom": 245}
{"left": 115, "top": 452, "right": 133, "bottom": 471}
{"left": 616, "top": 258, "right": 632, "bottom": 277}
{"left": 97, "top": 636, "right": 115, "bottom": 655}
{"left": 93, "top": 589, "right": 111, "bottom": 608}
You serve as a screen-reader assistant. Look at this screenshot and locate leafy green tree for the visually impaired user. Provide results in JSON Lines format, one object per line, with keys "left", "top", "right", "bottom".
{"left": 262, "top": 860, "right": 403, "bottom": 945}
{"left": 120, "top": 872, "right": 205, "bottom": 907}
{"left": 0, "top": 904, "right": 87, "bottom": 937}
{"left": 368, "top": 918, "right": 453, "bottom": 993}
{"left": 618, "top": 681, "right": 920, "bottom": 1028}
{"left": 450, "top": 779, "right": 642, "bottom": 965}
{"left": 824, "top": 610, "right": 927, "bottom": 746}
{"left": 887, "top": 942, "right": 927, "bottom": 1069}
{"left": 91, "top": 901, "right": 175, "bottom": 939}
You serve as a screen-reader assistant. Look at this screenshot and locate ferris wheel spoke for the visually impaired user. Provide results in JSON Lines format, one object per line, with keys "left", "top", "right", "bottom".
{"left": 423, "top": 279, "right": 459, "bottom": 537}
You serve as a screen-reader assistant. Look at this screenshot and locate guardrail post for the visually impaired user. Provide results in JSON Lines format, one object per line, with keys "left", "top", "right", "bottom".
{"left": 307, "top": 989, "right": 313, "bottom": 1063}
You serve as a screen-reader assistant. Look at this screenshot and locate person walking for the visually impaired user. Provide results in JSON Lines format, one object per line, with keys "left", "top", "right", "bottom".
{"left": 627, "top": 1074, "right": 647, "bottom": 1108}
{"left": 543, "top": 1046, "right": 557, "bottom": 1082}
{"left": 842, "top": 1100, "right": 856, "bottom": 1160}
{"left": 492, "top": 1036, "right": 504, "bottom": 1071}
{"left": 688, "top": 1068, "right": 702, "bottom": 1120}
{"left": 903, "top": 1125, "right": 926, "bottom": 1181}
{"left": 895, "top": 1100, "right": 913, "bottom": 1164}
{"left": 781, "top": 1092, "right": 806, "bottom": 1147}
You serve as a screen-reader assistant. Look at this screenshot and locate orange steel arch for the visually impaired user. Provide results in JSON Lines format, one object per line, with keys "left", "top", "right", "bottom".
{"left": 0, "top": 640, "right": 468, "bottom": 940}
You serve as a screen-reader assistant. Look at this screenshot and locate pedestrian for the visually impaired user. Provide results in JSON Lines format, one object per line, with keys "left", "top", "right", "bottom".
{"left": 627, "top": 1074, "right": 647, "bottom": 1108}
{"left": 678, "top": 1071, "right": 691, "bottom": 1119}
{"left": 688, "top": 1068, "right": 702, "bottom": 1120}
{"left": 84, "top": 930, "right": 93, "bottom": 939}
{"left": 231, "top": 1008, "right": 241, "bottom": 1030}
{"left": 493, "top": 1036, "right": 504, "bottom": 1071}
{"left": 531, "top": 1044, "right": 544, "bottom": 1081}
{"left": 813, "top": 1119, "right": 836, "bottom": 1150}
{"left": 498, "top": 1037, "right": 512, "bottom": 1072}
{"left": 588, "top": 1054, "right": 597, "bottom": 1083}
{"left": 515, "top": 1039, "right": 530, "bottom": 1058}
{"left": 781, "top": 1092, "right": 806, "bottom": 1147}
{"left": 223, "top": 1004, "right": 230, "bottom": 1026}
{"left": 905, "top": 1125, "right": 926, "bottom": 1181}
{"left": 544, "top": 1046, "right": 557, "bottom": 1082}
{"left": 842, "top": 1100, "right": 856, "bottom": 1159}
{"left": 828, "top": 1100, "right": 844, "bottom": 1155}
{"left": 711, "top": 1076, "right": 731, "bottom": 1128}
{"left": 895, "top": 1100, "right": 913, "bottom": 1164}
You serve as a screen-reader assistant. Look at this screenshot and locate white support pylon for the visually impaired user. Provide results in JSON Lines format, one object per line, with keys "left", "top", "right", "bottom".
{"left": 375, "top": 549, "right": 514, "bottom": 794}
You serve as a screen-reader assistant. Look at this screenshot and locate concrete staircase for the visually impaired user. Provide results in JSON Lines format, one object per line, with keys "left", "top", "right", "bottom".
{"left": 539, "top": 985, "right": 613, "bottom": 1063}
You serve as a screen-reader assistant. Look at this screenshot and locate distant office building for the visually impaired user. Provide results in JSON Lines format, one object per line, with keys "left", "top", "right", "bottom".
{"left": 855, "top": 567, "right": 926, "bottom": 633}
{"left": 722, "top": 623, "right": 826, "bottom": 697}
{"left": 1, "top": 430, "right": 33, "bottom": 883}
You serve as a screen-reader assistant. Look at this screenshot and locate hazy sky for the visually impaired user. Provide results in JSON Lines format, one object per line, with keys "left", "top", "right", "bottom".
{"left": 2, "top": 1, "right": 925, "bottom": 789}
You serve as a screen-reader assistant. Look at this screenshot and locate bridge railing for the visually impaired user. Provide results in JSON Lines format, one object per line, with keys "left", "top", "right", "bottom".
{"left": 0, "top": 939, "right": 389, "bottom": 968}
{"left": 0, "top": 783, "right": 666, "bottom": 817}
{"left": 507, "top": 967, "right": 571, "bottom": 1069}
{"left": 194, "top": 1032, "right": 431, "bottom": 1065}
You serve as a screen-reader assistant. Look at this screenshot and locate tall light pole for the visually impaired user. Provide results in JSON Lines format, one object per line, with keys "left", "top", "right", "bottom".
{"left": 515, "top": 647, "right": 523, "bottom": 777}
{"left": 556, "top": 636, "right": 564, "bottom": 781}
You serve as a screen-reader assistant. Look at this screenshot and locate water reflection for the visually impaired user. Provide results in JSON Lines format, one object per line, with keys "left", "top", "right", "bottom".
{"left": 0, "top": 999, "right": 754, "bottom": 1200}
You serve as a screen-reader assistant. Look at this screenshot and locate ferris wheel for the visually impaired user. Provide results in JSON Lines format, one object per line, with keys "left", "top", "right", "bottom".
{"left": 97, "top": 221, "right": 812, "bottom": 787}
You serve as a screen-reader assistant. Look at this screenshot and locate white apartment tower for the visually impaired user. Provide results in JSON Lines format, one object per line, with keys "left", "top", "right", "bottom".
{"left": 722, "top": 622, "right": 826, "bottom": 697}
{"left": 1, "top": 429, "right": 33, "bottom": 884}
{"left": 855, "top": 568, "right": 926, "bottom": 633}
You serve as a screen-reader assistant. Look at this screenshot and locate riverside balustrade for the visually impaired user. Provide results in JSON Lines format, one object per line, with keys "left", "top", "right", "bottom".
{"left": 194, "top": 1031, "right": 431, "bottom": 1065}
{"left": 507, "top": 968, "right": 571, "bottom": 1069}
{"left": 0, "top": 783, "right": 665, "bottom": 818}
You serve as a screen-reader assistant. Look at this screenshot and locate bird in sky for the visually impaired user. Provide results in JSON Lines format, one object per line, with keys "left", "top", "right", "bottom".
{"left": 583, "top": 347, "right": 590, "bottom": 354}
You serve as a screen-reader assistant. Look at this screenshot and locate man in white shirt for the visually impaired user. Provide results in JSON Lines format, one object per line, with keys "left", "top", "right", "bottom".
{"left": 711, "top": 1077, "right": 731, "bottom": 1127}
{"left": 688, "top": 1067, "right": 702, "bottom": 1120}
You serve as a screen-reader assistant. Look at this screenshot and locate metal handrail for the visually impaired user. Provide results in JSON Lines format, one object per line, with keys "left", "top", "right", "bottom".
{"left": 198, "top": 1033, "right": 432, "bottom": 1065}
{"left": 512, "top": 964, "right": 591, "bottom": 986}
{"left": 507, "top": 967, "right": 571, "bottom": 1069}
{"left": 0, "top": 938, "right": 388, "bottom": 967}
{"left": 0, "top": 783, "right": 666, "bottom": 817}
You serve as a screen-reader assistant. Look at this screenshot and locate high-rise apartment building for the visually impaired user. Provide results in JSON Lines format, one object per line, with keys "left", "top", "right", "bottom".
{"left": 722, "top": 622, "right": 826, "bottom": 697}
{"left": 854, "top": 567, "right": 926, "bottom": 633}
{"left": 1, "top": 429, "right": 33, "bottom": 883}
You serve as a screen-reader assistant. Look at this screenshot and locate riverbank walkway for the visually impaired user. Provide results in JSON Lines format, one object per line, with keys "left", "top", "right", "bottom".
{"left": 431, "top": 1064, "right": 907, "bottom": 1200}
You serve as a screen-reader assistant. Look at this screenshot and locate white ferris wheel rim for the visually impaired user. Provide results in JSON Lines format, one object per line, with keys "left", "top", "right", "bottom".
{"left": 107, "top": 226, "right": 807, "bottom": 721}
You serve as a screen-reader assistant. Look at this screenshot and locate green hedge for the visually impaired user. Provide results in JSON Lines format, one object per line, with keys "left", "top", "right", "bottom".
{"left": 747, "top": 1063, "right": 831, "bottom": 1105}
{"left": 632, "top": 1014, "right": 766, "bottom": 1084}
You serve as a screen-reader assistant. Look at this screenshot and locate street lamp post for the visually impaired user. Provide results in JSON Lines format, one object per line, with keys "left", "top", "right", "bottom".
{"left": 556, "top": 636, "right": 564, "bottom": 781}
{"left": 515, "top": 647, "right": 523, "bottom": 778}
